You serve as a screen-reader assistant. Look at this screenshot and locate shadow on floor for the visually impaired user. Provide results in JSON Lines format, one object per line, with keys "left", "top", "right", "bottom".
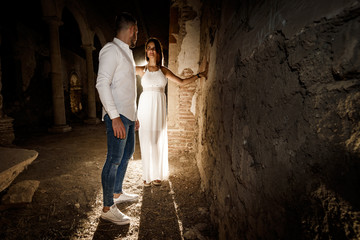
{"left": 0, "top": 124, "right": 217, "bottom": 239}
{"left": 138, "top": 182, "right": 182, "bottom": 240}
{"left": 92, "top": 218, "right": 130, "bottom": 240}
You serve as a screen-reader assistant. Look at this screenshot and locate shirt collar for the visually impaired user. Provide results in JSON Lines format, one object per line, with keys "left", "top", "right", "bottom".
{"left": 113, "top": 37, "right": 130, "bottom": 50}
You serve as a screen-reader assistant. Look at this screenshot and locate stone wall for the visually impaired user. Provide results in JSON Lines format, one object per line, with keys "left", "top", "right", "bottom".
{"left": 196, "top": 0, "right": 360, "bottom": 239}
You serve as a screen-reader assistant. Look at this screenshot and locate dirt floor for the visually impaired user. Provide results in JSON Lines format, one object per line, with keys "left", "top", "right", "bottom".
{"left": 0, "top": 123, "right": 218, "bottom": 240}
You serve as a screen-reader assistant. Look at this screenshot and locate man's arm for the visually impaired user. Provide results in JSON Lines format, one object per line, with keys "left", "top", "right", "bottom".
{"left": 96, "top": 44, "right": 126, "bottom": 139}
{"left": 96, "top": 44, "right": 119, "bottom": 119}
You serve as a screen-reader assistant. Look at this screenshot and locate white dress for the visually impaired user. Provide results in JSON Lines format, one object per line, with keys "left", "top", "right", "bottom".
{"left": 137, "top": 68, "right": 169, "bottom": 183}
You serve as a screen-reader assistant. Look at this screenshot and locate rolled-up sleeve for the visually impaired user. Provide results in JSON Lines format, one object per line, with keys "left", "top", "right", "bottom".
{"left": 96, "top": 44, "right": 120, "bottom": 119}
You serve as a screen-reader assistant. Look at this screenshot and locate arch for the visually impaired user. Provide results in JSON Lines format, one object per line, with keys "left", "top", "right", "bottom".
{"left": 93, "top": 27, "right": 107, "bottom": 47}
{"left": 62, "top": 1, "right": 93, "bottom": 46}
{"left": 41, "top": 0, "right": 93, "bottom": 46}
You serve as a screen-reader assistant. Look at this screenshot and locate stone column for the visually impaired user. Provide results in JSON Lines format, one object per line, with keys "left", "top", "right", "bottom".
{"left": 82, "top": 44, "right": 100, "bottom": 124}
{"left": 0, "top": 29, "right": 15, "bottom": 145}
{"left": 44, "top": 17, "right": 71, "bottom": 133}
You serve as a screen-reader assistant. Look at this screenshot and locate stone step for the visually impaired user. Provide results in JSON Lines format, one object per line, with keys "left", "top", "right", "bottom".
{"left": 0, "top": 147, "right": 38, "bottom": 192}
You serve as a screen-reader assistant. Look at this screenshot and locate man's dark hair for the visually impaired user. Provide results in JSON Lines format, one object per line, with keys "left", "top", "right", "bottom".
{"left": 115, "top": 12, "right": 137, "bottom": 34}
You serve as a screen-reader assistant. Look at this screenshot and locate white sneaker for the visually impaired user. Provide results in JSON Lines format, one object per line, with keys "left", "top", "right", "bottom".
{"left": 101, "top": 205, "right": 130, "bottom": 225}
{"left": 113, "top": 192, "right": 139, "bottom": 203}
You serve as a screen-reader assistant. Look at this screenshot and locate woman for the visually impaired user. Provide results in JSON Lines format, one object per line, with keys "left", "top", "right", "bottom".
{"left": 136, "top": 37, "right": 206, "bottom": 186}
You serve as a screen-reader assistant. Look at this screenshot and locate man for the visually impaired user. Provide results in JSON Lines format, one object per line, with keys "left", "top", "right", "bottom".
{"left": 96, "top": 12, "right": 139, "bottom": 225}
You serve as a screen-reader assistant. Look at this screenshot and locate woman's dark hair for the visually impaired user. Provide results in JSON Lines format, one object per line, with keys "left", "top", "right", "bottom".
{"left": 115, "top": 12, "right": 137, "bottom": 34}
{"left": 145, "top": 38, "right": 163, "bottom": 66}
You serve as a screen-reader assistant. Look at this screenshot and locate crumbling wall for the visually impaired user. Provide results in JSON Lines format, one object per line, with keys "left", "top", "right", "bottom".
{"left": 168, "top": 0, "right": 201, "bottom": 156}
{"left": 196, "top": 0, "right": 360, "bottom": 239}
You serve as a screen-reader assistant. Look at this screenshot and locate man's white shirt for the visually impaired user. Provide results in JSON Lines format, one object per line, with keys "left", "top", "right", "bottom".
{"left": 96, "top": 38, "right": 137, "bottom": 121}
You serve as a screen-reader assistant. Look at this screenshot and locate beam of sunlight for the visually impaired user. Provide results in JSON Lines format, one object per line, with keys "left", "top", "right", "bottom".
{"left": 168, "top": 179, "right": 185, "bottom": 240}
{"left": 71, "top": 189, "right": 103, "bottom": 239}
{"left": 70, "top": 159, "right": 143, "bottom": 240}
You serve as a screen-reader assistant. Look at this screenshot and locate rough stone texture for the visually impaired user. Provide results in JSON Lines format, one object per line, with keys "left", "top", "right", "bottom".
{"left": 0, "top": 147, "right": 38, "bottom": 192}
{"left": 196, "top": 0, "right": 360, "bottom": 239}
{"left": 1, "top": 180, "right": 40, "bottom": 204}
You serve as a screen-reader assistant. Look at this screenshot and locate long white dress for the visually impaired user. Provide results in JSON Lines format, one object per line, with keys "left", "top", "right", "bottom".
{"left": 137, "top": 68, "right": 169, "bottom": 183}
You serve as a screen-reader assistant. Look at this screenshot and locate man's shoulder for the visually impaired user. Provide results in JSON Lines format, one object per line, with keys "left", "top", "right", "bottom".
{"left": 102, "top": 41, "right": 117, "bottom": 50}
{"left": 99, "top": 41, "right": 125, "bottom": 57}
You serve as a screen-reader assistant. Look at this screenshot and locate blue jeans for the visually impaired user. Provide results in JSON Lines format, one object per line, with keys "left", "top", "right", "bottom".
{"left": 102, "top": 114, "right": 135, "bottom": 207}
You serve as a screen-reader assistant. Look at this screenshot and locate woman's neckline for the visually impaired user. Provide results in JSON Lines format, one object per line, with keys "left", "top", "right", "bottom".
{"left": 147, "top": 65, "right": 160, "bottom": 72}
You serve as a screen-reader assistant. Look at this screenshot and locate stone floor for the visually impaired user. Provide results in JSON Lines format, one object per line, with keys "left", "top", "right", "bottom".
{"left": 0, "top": 123, "right": 218, "bottom": 239}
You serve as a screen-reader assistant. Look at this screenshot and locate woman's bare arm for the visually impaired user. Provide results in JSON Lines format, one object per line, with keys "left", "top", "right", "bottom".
{"left": 161, "top": 66, "right": 207, "bottom": 86}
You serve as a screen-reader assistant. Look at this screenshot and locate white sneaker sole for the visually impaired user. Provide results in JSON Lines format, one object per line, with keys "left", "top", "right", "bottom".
{"left": 101, "top": 215, "right": 130, "bottom": 225}
{"left": 114, "top": 197, "right": 139, "bottom": 204}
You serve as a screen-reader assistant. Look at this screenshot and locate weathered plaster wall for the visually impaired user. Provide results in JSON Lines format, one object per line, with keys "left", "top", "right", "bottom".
{"left": 168, "top": 0, "right": 202, "bottom": 156}
{"left": 196, "top": 0, "right": 360, "bottom": 239}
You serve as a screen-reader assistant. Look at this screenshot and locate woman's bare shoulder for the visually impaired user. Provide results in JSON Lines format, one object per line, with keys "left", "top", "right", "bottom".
{"left": 160, "top": 66, "right": 171, "bottom": 74}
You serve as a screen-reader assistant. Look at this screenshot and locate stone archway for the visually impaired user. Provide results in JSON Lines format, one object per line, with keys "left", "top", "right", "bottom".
{"left": 41, "top": 0, "right": 103, "bottom": 128}
{"left": 64, "top": 2, "right": 100, "bottom": 124}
